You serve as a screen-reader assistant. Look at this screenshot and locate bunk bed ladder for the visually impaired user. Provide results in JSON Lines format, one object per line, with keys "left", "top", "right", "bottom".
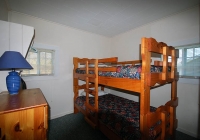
{"left": 84, "top": 59, "right": 99, "bottom": 128}
{"left": 73, "top": 57, "right": 79, "bottom": 114}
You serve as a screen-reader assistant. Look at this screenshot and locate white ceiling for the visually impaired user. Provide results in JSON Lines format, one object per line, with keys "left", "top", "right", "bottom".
{"left": 7, "top": 0, "right": 200, "bottom": 37}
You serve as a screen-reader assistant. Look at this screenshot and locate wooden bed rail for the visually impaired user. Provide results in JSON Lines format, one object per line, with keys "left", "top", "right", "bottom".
{"left": 78, "top": 57, "right": 118, "bottom": 65}
{"left": 142, "top": 38, "right": 179, "bottom": 87}
{"left": 78, "top": 57, "right": 142, "bottom": 66}
{"left": 73, "top": 37, "right": 178, "bottom": 140}
{"left": 79, "top": 67, "right": 116, "bottom": 72}
{"left": 146, "top": 97, "right": 178, "bottom": 140}
{"left": 76, "top": 57, "right": 143, "bottom": 73}
{"left": 112, "top": 60, "right": 142, "bottom": 66}
{"left": 140, "top": 37, "right": 178, "bottom": 139}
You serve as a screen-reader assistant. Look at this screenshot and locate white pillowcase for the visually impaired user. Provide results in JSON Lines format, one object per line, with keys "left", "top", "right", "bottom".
{"left": 80, "top": 90, "right": 108, "bottom": 97}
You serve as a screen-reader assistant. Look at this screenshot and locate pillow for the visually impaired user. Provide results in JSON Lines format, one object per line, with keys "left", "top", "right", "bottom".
{"left": 80, "top": 90, "right": 108, "bottom": 97}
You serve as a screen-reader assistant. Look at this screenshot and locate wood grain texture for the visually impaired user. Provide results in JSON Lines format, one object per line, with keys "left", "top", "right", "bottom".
{"left": 0, "top": 88, "right": 48, "bottom": 140}
{"left": 73, "top": 37, "right": 179, "bottom": 140}
{"left": 0, "top": 88, "right": 47, "bottom": 114}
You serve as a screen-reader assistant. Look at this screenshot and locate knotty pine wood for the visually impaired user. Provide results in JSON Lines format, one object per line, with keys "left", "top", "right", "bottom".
{"left": 79, "top": 57, "right": 118, "bottom": 65}
{"left": 73, "top": 37, "right": 178, "bottom": 140}
{"left": 0, "top": 88, "right": 48, "bottom": 140}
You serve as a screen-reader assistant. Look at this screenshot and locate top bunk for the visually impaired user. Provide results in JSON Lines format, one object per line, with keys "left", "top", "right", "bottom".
{"left": 73, "top": 37, "right": 179, "bottom": 93}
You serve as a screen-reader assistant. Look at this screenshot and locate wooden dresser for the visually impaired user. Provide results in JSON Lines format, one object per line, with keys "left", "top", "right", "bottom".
{"left": 0, "top": 88, "right": 48, "bottom": 140}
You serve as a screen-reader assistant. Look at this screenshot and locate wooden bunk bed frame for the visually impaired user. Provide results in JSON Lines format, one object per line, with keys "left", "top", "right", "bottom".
{"left": 73, "top": 37, "right": 179, "bottom": 140}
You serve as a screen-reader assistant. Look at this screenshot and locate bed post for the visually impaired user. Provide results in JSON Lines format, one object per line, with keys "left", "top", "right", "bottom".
{"left": 170, "top": 49, "right": 179, "bottom": 139}
{"left": 73, "top": 57, "right": 79, "bottom": 114}
{"left": 94, "top": 59, "right": 99, "bottom": 126}
{"left": 140, "top": 38, "right": 151, "bottom": 139}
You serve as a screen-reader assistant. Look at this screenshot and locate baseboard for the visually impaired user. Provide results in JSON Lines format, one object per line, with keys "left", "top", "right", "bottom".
{"left": 177, "top": 127, "right": 200, "bottom": 139}
{"left": 49, "top": 110, "right": 74, "bottom": 120}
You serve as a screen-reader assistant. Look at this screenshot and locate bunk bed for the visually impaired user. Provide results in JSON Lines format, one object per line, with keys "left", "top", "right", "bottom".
{"left": 73, "top": 37, "right": 179, "bottom": 140}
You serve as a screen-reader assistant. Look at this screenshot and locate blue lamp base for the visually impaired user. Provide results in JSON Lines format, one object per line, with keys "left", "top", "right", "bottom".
{"left": 6, "top": 71, "right": 21, "bottom": 95}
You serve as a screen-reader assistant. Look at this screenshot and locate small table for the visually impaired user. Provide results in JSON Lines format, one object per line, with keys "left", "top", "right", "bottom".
{"left": 0, "top": 88, "right": 48, "bottom": 140}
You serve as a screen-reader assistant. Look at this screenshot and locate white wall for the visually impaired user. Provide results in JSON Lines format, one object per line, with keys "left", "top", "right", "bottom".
{"left": 0, "top": 20, "right": 34, "bottom": 92}
{"left": 110, "top": 6, "right": 200, "bottom": 138}
{"left": 9, "top": 11, "right": 112, "bottom": 119}
{"left": 0, "top": 0, "right": 8, "bottom": 21}
{"left": 6, "top": 5, "right": 199, "bottom": 138}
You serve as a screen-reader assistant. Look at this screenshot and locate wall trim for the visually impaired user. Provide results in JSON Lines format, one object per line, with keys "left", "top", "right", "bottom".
{"left": 9, "top": 11, "right": 107, "bottom": 38}
{"left": 50, "top": 110, "right": 74, "bottom": 120}
{"left": 177, "top": 127, "right": 200, "bottom": 139}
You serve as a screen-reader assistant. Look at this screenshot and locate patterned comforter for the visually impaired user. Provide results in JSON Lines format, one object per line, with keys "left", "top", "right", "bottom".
{"left": 76, "top": 65, "right": 168, "bottom": 79}
{"left": 75, "top": 94, "right": 160, "bottom": 140}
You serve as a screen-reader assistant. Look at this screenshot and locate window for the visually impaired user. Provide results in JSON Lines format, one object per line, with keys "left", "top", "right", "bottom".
{"left": 22, "top": 47, "right": 55, "bottom": 76}
{"left": 176, "top": 43, "right": 200, "bottom": 78}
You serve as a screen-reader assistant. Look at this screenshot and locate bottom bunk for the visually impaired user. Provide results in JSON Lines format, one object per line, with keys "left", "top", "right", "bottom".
{"left": 75, "top": 93, "right": 175, "bottom": 140}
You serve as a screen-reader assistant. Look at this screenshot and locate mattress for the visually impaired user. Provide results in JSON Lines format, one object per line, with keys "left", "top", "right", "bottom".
{"left": 76, "top": 65, "right": 169, "bottom": 79}
{"left": 75, "top": 94, "right": 160, "bottom": 140}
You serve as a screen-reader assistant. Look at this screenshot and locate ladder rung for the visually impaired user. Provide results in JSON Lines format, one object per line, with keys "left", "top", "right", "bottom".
{"left": 84, "top": 74, "right": 95, "bottom": 78}
{"left": 85, "top": 103, "right": 96, "bottom": 112}
{"left": 154, "top": 61, "right": 172, "bottom": 66}
{"left": 78, "top": 84, "right": 94, "bottom": 89}
{"left": 84, "top": 89, "right": 97, "bottom": 96}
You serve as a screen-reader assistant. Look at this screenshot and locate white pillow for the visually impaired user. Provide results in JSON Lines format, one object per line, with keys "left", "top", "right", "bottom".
{"left": 80, "top": 90, "right": 108, "bottom": 97}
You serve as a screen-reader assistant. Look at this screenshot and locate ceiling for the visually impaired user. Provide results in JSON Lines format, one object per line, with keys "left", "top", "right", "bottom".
{"left": 7, "top": 0, "right": 200, "bottom": 37}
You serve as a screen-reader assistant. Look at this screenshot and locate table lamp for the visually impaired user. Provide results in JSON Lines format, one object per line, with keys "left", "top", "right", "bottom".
{"left": 0, "top": 51, "right": 33, "bottom": 94}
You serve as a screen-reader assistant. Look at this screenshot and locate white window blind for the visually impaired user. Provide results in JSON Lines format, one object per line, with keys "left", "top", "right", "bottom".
{"left": 176, "top": 43, "right": 200, "bottom": 78}
{"left": 22, "top": 48, "right": 55, "bottom": 76}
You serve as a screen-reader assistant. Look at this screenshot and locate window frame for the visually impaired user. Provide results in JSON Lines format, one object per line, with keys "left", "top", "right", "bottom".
{"left": 175, "top": 43, "right": 200, "bottom": 79}
{"left": 22, "top": 48, "right": 55, "bottom": 76}
{"left": 21, "top": 42, "right": 59, "bottom": 81}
